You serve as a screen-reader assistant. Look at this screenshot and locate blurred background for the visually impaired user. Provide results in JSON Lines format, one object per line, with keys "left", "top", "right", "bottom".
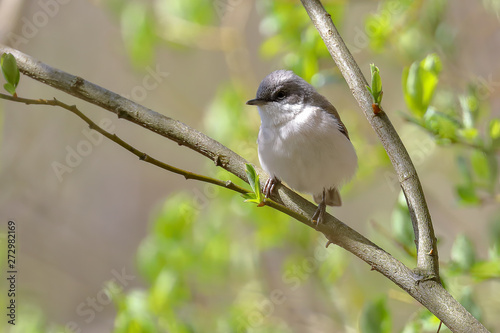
{"left": 0, "top": 0, "right": 499, "bottom": 332}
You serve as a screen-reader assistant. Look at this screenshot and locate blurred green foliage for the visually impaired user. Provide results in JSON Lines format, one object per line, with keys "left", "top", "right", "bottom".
{"left": 365, "top": 0, "right": 454, "bottom": 60}
{"left": 257, "top": 1, "right": 346, "bottom": 82}
{"left": 360, "top": 297, "right": 391, "bottom": 333}
{"left": 401, "top": 53, "right": 500, "bottom": 205}
{"left": 3, "top": 0, "right": 500, "bottom": 332}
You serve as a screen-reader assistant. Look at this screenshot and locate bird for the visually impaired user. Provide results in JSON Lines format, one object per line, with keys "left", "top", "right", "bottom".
{"left": 246, "top": 69, "right": 357, "bottom": 225}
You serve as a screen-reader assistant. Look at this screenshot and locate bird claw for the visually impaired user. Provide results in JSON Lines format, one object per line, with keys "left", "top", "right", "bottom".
{"left": 312, "top": 201, "right": 326, "bottom": 226}
{"left": 312, "top": 189, "right": 327, "bottom": 227}
{"left": 263, "top": 177, "right": 279, "bottom": 198}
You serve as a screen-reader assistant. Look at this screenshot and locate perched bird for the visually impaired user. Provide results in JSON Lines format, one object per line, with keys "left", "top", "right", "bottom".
{"left": 246, "top": 70, "right": 357, "bottom": 224}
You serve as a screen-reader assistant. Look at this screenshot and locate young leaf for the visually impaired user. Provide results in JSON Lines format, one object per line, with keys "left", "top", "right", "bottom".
{"left": 419, "top": 55, "right": 441, "bottom": 113}
{"left": 402, "top": 62, "right": 424, "bottom": 116}
{"left": 245, "top": 164, "right": 260, "bottom": 196}
{"left": 243, "top": 164, "right": 263, "bottom": 205}
{"left": 3, "top": 83, "right": 16, "bottom": 96}
{"left": 423, "top": 107, "right": 459, "bottom": 140}
{"left": 368, "top": 63, "right": 383, "bottom": 105}
{"left": 402, "top": 54, "right": 441, "bottom": 118}
{"left": 1, "top": 53, "right": 20, "bottom": 95}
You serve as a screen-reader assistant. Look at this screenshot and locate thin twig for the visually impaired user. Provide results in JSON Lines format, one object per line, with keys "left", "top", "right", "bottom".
{"left": 0, "top": 93, "right": 249, "bottom": 195}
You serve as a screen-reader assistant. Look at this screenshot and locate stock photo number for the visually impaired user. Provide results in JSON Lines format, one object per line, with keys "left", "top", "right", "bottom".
{"left": 6, "top": 220, "right": 17, "bottom": 325}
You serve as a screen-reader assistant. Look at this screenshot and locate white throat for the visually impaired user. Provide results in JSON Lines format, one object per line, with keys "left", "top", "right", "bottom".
{"left": 257, "top": 102, "right": 306, "bottom": 130}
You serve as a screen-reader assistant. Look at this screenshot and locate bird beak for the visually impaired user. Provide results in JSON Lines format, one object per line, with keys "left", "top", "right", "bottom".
{"left": 246, "top": 98, "right": 266, "bottom": 106}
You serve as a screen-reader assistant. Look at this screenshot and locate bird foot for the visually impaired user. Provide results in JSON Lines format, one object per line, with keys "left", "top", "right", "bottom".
{"left": 263, "top": 177, "right": 280, "bottom": 198}
{"left": 312, "top": 201, "right": 326, "bottom": 227}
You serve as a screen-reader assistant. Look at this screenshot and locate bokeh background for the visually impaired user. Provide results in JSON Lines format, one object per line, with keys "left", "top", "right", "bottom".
{"left": 0, "top": 0, "right": 499, "bottom": 332}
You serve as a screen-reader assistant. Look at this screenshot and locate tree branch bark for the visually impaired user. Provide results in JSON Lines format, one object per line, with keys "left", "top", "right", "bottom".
{"left": 300, "top": 0, "right": 438, "bottom": 278}
{"left": 299, "top": 0, "right": 487, "bottom": 331}
{"left": 0, "top": 93, "right": 249, "bottom": 194}
{"left": 0, "top": 39, "right": 487, "bottom": 332}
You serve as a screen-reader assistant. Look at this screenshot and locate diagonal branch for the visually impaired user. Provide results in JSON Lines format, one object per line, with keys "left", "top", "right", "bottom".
{"left": 300, "top": 0, "right": 438, "bottom": 277}
{"left": 0, "top": 93, "right": 248, "bottom": 194}
{"left": 299, "top": 1, "right": 488, "bottom": 332}
{"left": 0, "top": 43, "right": 488, "bottom": 332}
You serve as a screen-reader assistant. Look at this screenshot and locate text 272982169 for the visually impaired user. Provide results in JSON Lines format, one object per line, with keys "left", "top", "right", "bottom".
{"left": 6, "top": 220, "right": 17, "bottom": 325}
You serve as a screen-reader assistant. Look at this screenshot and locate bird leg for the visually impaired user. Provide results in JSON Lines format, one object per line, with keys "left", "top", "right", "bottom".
{"left": 263, "top": 177, "right": 280, "bottom": 198}
{"left": 312, "top": 189, "right": 327, "bottom": 226}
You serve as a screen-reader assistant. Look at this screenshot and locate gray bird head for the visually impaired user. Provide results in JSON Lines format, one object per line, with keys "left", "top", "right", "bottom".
{"left": 246, "top": 69, "right": 348, "bottom": 137}
{"left": 246, "top": 70, "right": 318, "bottom": 107}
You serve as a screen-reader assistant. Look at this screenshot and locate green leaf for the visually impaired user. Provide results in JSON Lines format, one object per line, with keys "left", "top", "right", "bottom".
{"left": 420, "top": 55, "right": 441, "bottom": 107}
{"left": 489, "top": 118, "right": 500, "bottom": 148}
{"left": 1, "top": 53, "right": 20, "bottom": 95}
{"left": 3, "top": 83, "right": 16, "bottom": 95}
{"left": 455, "top": 184, "right": 480, "bottom": 205}
{"left": 470, "top": 150, "right": 490, "bottom": 181}
{"left": 458, "top": 127, "right": 478, "bottom": 141}
{"left": 402, "top": 54, "right": 441, "bottom": 117}
{"left": 460, "top": 95, "right": 478, "bottom": 129}
{"left": 489, "top": 118, "right": 500, "bottom": 139}
{"left": 470, "top": 260, "right": 500, "bottom": 281}
{"left": 245, "top": 163, "right": 258, "bottom": 194}
{"left": 451, "top": 234, "right": 476, "bottom": 271}
{"left": 402, "top": 63, "right": 423, "bottom": 116}
{"left": 244, "top": 163, "right": 263, "bottom": 204}
{"left": 149, "top": 269, "right": 178, "bottom": 312}
{"left": 423, "top": 107, "right": 459, "bottom": 140}
{"left": 368, "top": 64, "right": 383, "bottom": 105}
{"left": 360, "top": 297, "right": 391, "bottom": 333}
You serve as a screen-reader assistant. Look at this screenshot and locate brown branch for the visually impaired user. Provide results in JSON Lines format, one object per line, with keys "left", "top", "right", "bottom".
{"left": 0, "top": 37, "right": 487, "bottom": 332}
{"left": 0, "top": 93, "right": 249, "bottom": 194}
{"left": 0, "top": 45, "right": 416, "bottom": 277}
{"left": 300, "top": 0, "right": 438, "bottom": 278}
{"left": 299, "top": 0, "right": 487, "bottom": 332}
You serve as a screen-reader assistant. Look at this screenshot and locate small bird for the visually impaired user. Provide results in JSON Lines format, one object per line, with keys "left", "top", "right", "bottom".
{"left": 246, "top": 70, "right": 357, "bottom": 225}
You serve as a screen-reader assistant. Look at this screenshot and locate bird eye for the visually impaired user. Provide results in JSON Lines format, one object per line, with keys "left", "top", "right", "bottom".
{"left": 275, "top": 90, "right": 286, "bottom": 100}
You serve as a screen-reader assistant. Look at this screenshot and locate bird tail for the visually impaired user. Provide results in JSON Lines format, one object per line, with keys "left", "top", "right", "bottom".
{"left": 314, "top": 187, "right": 342, "bottom": 206}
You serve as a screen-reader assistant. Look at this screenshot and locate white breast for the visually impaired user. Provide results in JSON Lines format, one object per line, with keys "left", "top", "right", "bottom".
{"left": 257, "top": 104, "right": 357, "bottom": 195}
